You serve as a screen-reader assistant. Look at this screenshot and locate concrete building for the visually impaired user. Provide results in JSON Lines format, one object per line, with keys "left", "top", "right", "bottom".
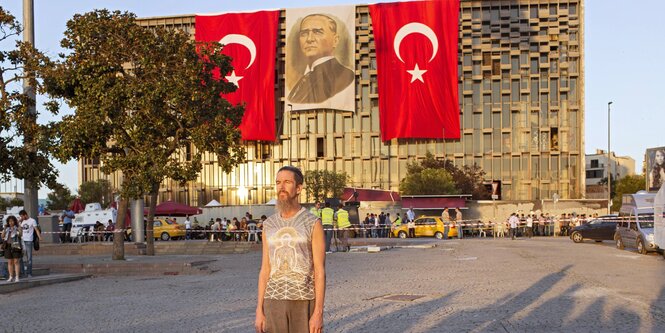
{"left": 585, "top": 149, "right": 635, "bottom": 199}
{"left": 79, "top": 0, "right": 585, "bottom": 205}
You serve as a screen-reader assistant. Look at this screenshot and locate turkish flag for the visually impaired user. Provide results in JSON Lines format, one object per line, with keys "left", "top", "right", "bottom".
{"left": 369, "top": 0, "right": 460, "bottom": 140}
{"left": 195, "top": 11, "right": 279, "bottom": 141}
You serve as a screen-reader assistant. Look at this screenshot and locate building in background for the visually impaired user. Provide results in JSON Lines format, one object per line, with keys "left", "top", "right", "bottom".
{"left": 585, "top": 149, "right": 635, "bottom": 199}
{"left": 79, "top": 0, "right": 585, "bottom": 205}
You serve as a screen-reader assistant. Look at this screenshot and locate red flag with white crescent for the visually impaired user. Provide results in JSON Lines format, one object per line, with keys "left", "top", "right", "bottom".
{"left": 369, "top": 0, "right": 460, "bottom": 140}
{"left": 195, "top": 11, "right": 279, "bottom": 141}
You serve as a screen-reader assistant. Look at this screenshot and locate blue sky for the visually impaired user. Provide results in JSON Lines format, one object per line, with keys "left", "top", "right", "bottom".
{"left": 2, "top": 0, "right": 663, "bottom": 197}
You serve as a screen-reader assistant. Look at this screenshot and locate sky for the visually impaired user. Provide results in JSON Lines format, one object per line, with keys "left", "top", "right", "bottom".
{"left": 1, "top": 0, "right": 664, "bottom": 198}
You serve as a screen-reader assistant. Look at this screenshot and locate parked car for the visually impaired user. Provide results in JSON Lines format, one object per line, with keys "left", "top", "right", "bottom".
{"left": 615, "top": 217, "right": 656, "bottom": 254}
{"left": 154, "top": 218, "right": 186, "bottom": 241}
{"left": 570, "top": 216, "right": 617, "bottom": 243}
{"left": 614, "top": 191, "right": 659, "bottom": 255}
{"left": 392, "top": 216, "right": 446, "bottom": 239}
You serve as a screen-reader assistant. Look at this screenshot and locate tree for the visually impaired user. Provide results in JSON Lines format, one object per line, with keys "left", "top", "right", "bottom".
{"left": 46, "top": 183, "right": 74, "bottom": 210}
{"left": 43, "top": 10, "right": 245, "bottom": 259}
{"left": 611, "top": 175, "right": 645, "bottom": 212}
{"left": 400, "top": 152, "right": 491, "bottom": 199}
{"left": 78, "top": 179, "right": 114, "bottom": 207}
{"left": 0, "top": 7, "right": 59, "bottom": 192}
{"left": 399, "top": 167, "right": 457, "bottom": 195}
{"left": 304, "top": 170, "right": 348, "bottom": 202}
{"left": 598, "top": 174, "right": 616, "bottom": 199}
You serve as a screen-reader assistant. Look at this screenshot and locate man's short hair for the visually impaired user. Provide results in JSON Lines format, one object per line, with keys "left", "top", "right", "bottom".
{"left": 19, "top": 209, "right": 27, "bottom": 216}
{"left": 301, "top": 13, "right": 337, "bottom": 34}
{"left": 278, "top": 165, "right": 304, "bottom": 186}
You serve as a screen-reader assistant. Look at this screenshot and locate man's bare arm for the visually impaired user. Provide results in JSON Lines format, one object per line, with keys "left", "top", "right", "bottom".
{"left": 309, "top": 220, "right": 326, "bottom": 333}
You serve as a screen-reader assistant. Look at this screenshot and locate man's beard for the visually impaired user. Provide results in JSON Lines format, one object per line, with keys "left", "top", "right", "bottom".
{"left": 276, "top": 191, "right": 299, "bottom": 213}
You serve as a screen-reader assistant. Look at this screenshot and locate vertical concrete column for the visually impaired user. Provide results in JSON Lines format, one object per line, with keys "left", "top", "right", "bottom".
{"left": 130, "top": 199, "right": 145, "bottom": 243}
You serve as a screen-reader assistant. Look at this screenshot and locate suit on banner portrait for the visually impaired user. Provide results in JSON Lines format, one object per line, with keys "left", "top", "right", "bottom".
{"left": 195, "top": 10, "right": 279, "bottom": 141}
{"left": 285, "top": 5, "right": 356, "bottom": 112}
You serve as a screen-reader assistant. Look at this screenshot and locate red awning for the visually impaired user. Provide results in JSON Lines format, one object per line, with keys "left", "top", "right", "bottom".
{"left": 341, "top": 188, "right": 401, "bottom": 202}
{"left": 401, "top": 196, "right": 468, "bottom": 210}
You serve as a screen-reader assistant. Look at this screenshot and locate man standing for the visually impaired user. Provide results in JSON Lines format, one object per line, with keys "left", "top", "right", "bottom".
{"left": 508, "top": 213, "right": 519, "bottom": 240}
{"left": 184, "top": 215, "right": 192, "bottom": 240}
{"left": 320, "top": 202, "right": 335, "bottom": 254}
{"left": 406, "top": 207, "right": 415, "bottom": 224}
{"left": 336, "top": 204, "right": 351, "bottom": 252}
{"left": 525, "top": 214, "right": 533, "bottom": 238}
{"left": 62, "top": 208, "right": 75, "bottom": 243}
{"left": 441, "top": 208, "right": 450, "bottom": 240}
{"left": 455, "top": 208, "right": 463, "bottom": 239}
{"left": 288, "top": 14, "right": 354, "bottom": 104}
{"left": 19, "top": 210, "right": 42, "bottom": 278}
{"left": 255, "top": 166, "right": 325, "bottom": 333}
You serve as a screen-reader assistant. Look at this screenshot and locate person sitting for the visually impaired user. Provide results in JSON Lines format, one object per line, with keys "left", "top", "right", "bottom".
{"left": 94, "top": 221, "right": 105, "bottom": 242}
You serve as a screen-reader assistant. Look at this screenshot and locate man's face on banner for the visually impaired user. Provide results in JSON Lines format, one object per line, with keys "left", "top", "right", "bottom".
{"left": 299, "top": 15, "right": 339, "bottom": 61}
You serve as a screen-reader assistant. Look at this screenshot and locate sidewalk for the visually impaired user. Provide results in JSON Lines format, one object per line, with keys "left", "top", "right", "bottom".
{"left": 33, "top": 254, "right": 220, "bottom": 277}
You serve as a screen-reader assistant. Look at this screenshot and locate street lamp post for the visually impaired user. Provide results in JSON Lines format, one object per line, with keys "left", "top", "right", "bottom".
{"left": 607, "top": 101, "right": 613, "bottom": 214}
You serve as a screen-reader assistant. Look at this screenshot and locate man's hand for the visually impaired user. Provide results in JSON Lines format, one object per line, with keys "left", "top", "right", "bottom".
{"left": 255, "top": 310, "right": 266, "bottom": 333}
{"left": 309, "top": 312, "right": 323, "bottom": 333}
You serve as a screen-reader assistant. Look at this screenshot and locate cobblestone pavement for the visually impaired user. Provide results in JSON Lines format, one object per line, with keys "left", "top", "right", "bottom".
{"left": 2, "top": 237, "right": 665, "bottom": 332}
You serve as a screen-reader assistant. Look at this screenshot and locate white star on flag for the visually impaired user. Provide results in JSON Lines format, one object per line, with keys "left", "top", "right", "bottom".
{"left": 225, "top": 70, "right": 243, "bottom": 87}
{"left": 406, "top": 64, "right": 427, "bottom": 83}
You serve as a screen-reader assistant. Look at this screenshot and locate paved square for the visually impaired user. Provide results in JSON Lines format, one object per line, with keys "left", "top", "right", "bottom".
{"left": 3, "top": 237, "right": 665, "bottom": 332}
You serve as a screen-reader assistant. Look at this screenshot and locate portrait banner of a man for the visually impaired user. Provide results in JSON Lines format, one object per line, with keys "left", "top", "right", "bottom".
{"left": 285, "top": 6, "right": 356, "bottom": 112}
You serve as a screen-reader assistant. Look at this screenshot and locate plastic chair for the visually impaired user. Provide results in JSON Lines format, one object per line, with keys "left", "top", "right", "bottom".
{"left": 247, "top": 224, "right": 258, "bottom": 243}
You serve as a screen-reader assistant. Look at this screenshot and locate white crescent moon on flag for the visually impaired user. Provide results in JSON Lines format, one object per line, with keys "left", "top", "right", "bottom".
{"left": 393, "top": 22, "right": 439, "bottom": 63}
{"left": 219, "top": 34, "right": 256, "bottom": 69}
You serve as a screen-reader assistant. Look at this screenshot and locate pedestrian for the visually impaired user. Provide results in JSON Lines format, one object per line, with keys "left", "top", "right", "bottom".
{"left": 372, "top": 213, "right": 379, "bottom": 238}
{"left": 378, "top": 212, "right": 386, "bottom": 238}
{"left": 321, "top": 202, "right": 334, "bottom": 254}
{"left": 553, "top": 215, "right": 561, "bottom": 237}
{"left": 184, "top": 215, "right": 192, "bottom": 240}
{"left": 508, "top": 213, "right": 519, "bottom": 240}
{"left": 255, "top": 166, "right": 325, "bottom": 333}
{"left": 336, "top": 204, "right": 351, "bottom": 252}
{"left": 61, "top": 208, "right": 75, "bottom": 243}
{"left": 310, "top": 201, "right": 322, "bottom": 218}
{"left": 19, "top": 210, "right": 41, "bottom": 278}
{"left": 2, "top": 216, "right": 22, "bottom": 282}
{"left": 441, "top": 207, "right": 450, "bottom": 239}
{"left": 407, "top": 217, "right": 416, "bottom": 238}
{"left": 455, "top": 208, "right": 463, "bottom": 239}
{"left": 526, "top": 214, "right": 533, "bottom": 238}
{"left": 406, "top": 207, "right": 415, "bottom": 224}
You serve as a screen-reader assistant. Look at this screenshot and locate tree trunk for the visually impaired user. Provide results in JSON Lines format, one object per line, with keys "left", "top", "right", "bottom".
{"left": 145, "top": 184, "right": 159, "bottom": 256}
{"left": 113, "top": 196, "right": 128, "bottom": 260}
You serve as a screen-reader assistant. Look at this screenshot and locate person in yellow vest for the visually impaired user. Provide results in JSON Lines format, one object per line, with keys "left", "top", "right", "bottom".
{"left": 310, "top": 201, "right": 322, "bottom": 218}
{"left": 391, "top": 213, "right": 402, "bottom": 238}
{"left": 321, "top": 202, "right": 335, "bottom": 254}
{"left": 336, "top": 204, "right": 351, "bottom": 252}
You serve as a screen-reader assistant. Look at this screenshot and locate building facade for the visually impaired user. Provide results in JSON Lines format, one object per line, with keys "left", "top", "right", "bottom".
{"left": 585, "top": 149, "right": 635, "bottom": 199}
{"left": 79, "top": 0, "right": 585, "bottom": 205}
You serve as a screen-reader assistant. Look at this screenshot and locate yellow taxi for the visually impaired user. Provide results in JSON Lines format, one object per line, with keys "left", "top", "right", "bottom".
{"left": 392, "top": 216, "right": 447, "bottom": 239}
{"left": 154, "top": 218, "right": 186, "bottom": 241}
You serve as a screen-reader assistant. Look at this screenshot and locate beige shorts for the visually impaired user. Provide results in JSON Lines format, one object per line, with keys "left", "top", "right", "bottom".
{"left": 263, "top": 298, "right": 315, "bottom": 333}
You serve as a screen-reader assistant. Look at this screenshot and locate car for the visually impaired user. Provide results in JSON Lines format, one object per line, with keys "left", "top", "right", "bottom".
{"left": 153, "top": 218, "right": 186, "bottom": 241}
{"left": 570, "top": 216, "right": 617, "bottom": 243}
{"left": 392, "top": 216, "right": 446, "bottom": 239}
{"left": 615, "top": 216, "right": 656, "bottom": 255}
